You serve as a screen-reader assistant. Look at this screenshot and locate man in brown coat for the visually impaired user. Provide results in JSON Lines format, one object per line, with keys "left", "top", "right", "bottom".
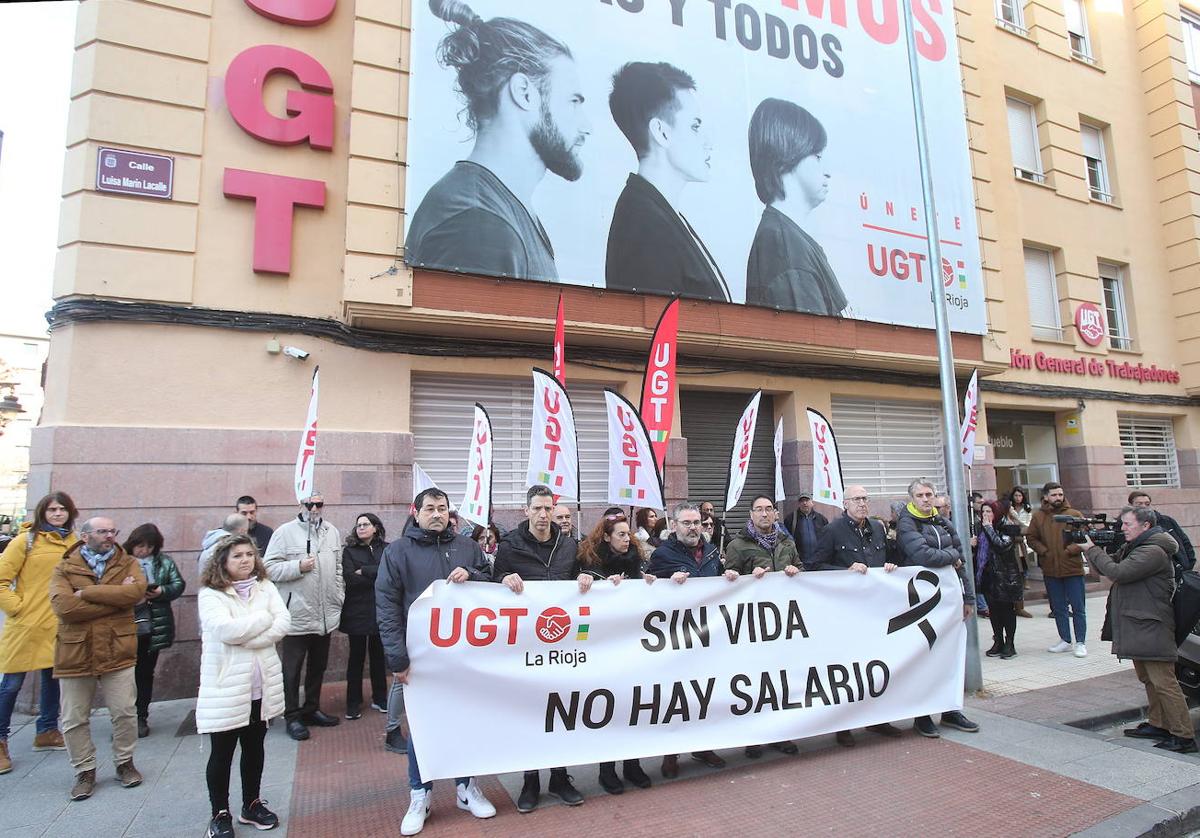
{"left": 1025, "top": 482, "right": 1088, "bottom": 657}
{"left": 49, "top": 516, "right": 147, "bottom": 801}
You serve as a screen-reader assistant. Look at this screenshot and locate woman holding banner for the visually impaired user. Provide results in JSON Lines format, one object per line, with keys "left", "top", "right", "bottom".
{"left": 576, "top": 512, "right": 656, "bottom": 794}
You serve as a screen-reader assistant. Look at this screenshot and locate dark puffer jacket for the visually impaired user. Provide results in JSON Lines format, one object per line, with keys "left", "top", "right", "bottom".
{"left": 1088, "top": 528, "right": 1179, "bottom": 662}
{"left": 575, "top": 543, "right": 645, "bottom": 580}
{"left": 809, "top": 514, "right": 891, "bottom": 571}
{"left": 493, "top": 521, "right": 578, "bottom": 582}
{"left": 896, "top": 505, "right": 972, "bottom": 602}
{"left": 647, "top": 534, "right": 722, "bottom": 578}
{"left": 134, "top": 552, "right": 186, "bottom": 653}
{"left": 977, "top": 526, "right": 1023, "bottom": 604}
{"left": 339, "top": 538, "right": 387, "bottom": 636}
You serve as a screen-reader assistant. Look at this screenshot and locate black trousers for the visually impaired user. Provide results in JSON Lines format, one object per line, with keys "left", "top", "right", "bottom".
{"left": 135, "top": 634, "right": 159, "bottom": 720}
{"left": 280, "top": 633, "right": 332, "bottom": 722}
{"left": 988, "top": 600, "right": 1017, "bottom": 645}
{"left": 345, "top": 633, "right": 387, "bottom": 709}
{"left": 206, "top": 699, "right": 266, "bottom": 816}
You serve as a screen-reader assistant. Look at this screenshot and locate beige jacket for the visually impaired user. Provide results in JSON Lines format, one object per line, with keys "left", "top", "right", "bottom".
{"left": 263, "top": 517, "right": 344, "bottom": 635}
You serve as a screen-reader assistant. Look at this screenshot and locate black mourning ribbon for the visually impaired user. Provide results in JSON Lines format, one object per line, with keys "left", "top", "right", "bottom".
{"left": 886, "top": 569, "right": 942, "bottom": 649}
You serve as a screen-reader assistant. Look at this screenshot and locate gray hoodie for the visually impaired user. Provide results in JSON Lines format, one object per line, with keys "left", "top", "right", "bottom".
{"left": 197, "top": 528, "right": 231, "bottom": 576}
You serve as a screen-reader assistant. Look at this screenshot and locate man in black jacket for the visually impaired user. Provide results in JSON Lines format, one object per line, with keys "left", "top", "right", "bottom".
{"left": 810, "top": 485, "right": 904, "bottom": 744}
{"left": 494, "top": 485, "right": 584, "bottom": 812}
{"left": 376, "top": 489, "right": 496, "bottom": 835}
{"left": 605, "top": 62, "right": 731, "bottom": 302}
{"left": 1129, "top": 491, "right": 1196, "bottom": 579}
{"left": 236, "top": 495, "right": 273, "bottom": 555}
{"left": 784, "top": 493, "right": 828, "bottom": 566}
{"left": 647, "top": 502, "right": 736, "bottom": 775}
{"left": 896, "top": 478, "right": 979, "bottom": 739}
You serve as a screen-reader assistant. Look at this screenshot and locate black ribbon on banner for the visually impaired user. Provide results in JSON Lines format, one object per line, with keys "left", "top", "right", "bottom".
{"left": 886, "top": 569, "right": 942, "bottom": 649}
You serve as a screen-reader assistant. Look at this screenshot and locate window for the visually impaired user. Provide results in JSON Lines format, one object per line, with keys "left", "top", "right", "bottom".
{"left": 830, "top": 397, "right": 946, "bottom": 498}
{"left": 1064, "top": 0, "right": 1093, "bottom": 61}
{"left": 1080, "top": 123, "right": 1112, "bottom": 203}
{"left": 1184, "top": 12, "right": 1200, "bottom": 82}
{"left": 1099, "top": 262, "right": 1131, "bottom": 350}
{"left": 1119, "top": 416, "right": 1180, "bottom": 488}
{"left": 1006, "top": 97, "right": 1044, "bottom": 183}
{"left": 1023, "top": 246, "right": 1062, "bottom": 340}
{"left": 411, "top": 374, "right": 611, "bottom": 506}
{"left": 996, "top": 0, "right": 1027, "bottom": 34}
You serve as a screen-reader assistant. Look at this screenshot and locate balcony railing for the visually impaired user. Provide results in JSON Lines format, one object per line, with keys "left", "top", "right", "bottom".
{"left": 1014, "top": 166, "right": 1046, "bottom": 184}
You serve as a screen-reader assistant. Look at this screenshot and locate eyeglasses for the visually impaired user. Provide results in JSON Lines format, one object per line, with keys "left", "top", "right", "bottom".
{"left": 677, "top": 520, "right": 702, "bottom": 528}
{"left": 701, "top": 523, "right": 715, "bottom": 529}
{"left": 847, "top": 496, "right": 869, "bottom": 504}
{"left": 92, "top": 528, "right": 119, "bottom": 536}
{"left": 751, "top": 507, "right": 774, "bottom": 513}
{"left": 303, "top": 502, "right": 324, "bottom": 510}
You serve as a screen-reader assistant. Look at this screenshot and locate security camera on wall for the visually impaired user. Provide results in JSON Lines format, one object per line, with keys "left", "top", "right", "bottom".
{"left": 282, "top": 346, "right": 310, "bottom": 361}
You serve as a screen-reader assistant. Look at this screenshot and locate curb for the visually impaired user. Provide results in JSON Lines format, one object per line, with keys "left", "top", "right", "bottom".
{"left": 1071, "top": 784, "right": 1200, "bottom": 837}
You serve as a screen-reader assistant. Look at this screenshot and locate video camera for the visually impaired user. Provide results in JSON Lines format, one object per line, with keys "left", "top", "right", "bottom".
{"left": 1053, "top": 513, "right": 1125, "bottom": 549}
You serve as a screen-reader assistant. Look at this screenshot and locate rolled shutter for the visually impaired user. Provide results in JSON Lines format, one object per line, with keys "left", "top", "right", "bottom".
{"left": 830, "top": 397, "right": 947, "bottom": 498}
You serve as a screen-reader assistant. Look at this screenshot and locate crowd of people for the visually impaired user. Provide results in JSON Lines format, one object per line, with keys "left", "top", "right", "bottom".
{"left": 0, "top": 478, "right": 1193, "bottom": 836}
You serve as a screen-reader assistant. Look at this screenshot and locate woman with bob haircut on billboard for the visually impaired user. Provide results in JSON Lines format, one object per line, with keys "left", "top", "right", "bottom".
{"left": 745, "top": 98, "right": 849, "bottom": 316}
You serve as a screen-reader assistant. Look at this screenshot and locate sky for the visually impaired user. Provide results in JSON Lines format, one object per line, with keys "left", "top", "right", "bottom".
{"left": 0, "top": 1, "right": 77, "bottom": 339}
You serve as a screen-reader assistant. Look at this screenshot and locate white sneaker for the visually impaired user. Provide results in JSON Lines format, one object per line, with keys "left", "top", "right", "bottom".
{"left": 1047, "top": 640, "right": 1073, "bottom": 653}
{"left": 456, "top": 778, "right": 497, "bottom": 819}
{"left": 1074, "top": 643, "right": 1088, "bottom": 658}
{"left": 401, "top": 788, "right": 431, "bottom": 836}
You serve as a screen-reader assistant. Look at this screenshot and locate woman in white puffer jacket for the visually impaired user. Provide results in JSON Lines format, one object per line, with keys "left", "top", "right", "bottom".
{"left": 197, "top": 535, "right": 290, "bottom": 838}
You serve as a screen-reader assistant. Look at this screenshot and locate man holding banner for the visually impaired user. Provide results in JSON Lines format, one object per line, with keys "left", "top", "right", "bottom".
{"left": 376, "top": 487, "right": 496, "bottom": 836}
{"left": 494, "top": 485, "right": 584, "bottom": 812}
{"left": 896, "top": 479, "right": 979, "bottom": 739}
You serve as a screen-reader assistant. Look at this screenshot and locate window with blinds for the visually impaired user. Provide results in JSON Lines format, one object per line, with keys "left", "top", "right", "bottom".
{"left": 830, "top": 398, "right": 947, "bottom": 498}
{"left": 1064, "top": 0, "right": 1093, "bottom": 60}
{"left": 411, "top": 375, "right": 611, "bottom": 506}
{"left": 1023, "top": 246, "right": 1062, "bottom": 340}
{"left": 1006, "top": 97, "right": 1043, "bottom": 182}
{"left": 1080, "top": 123, "right": 1111, "bottom": 203}
{"left": 1119, "top": 416, "right": 1180, "bottom": 488}
{"left": 996, "top": 0, "right": 1026, "bottom": 33}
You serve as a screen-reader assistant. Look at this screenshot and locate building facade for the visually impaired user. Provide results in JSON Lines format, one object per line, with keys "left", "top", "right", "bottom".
{"left": 0, "top": 332, "right": 49, "bottom": 523}
{"left": 33, "top": 0, "right": 1200, "bottom": 696}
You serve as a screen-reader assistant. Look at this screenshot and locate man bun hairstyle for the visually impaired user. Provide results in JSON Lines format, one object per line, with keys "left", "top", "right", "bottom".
{"left": 610, "top": 62, "right": 695, "bottom": 159}
{"left": 430, "top": 0, "right": 572, "bottom": 133}
{"left": 748, "top": 97, "right": 827, "bottom": 205}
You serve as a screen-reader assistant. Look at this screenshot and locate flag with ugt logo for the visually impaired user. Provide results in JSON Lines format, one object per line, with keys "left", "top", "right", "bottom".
{"left": 459, "top": 404, "right": 494, "bottom": 528}
{"left": 807, "top": 408, "right": 844, "bottom": 504}
{"left": 604, "top": 390, "right": 664, "bottom": 510}
{"left": 526, "top": 368, "right": 580, "bottom": 500}
{"left": 724, "top": 390, "right": 762, "bottom": 512}
{"left": 959, "top": 369, "right": 980, "bottom": 469}
{"left": 293, "top": 366, "right": 319, "bottom": 503}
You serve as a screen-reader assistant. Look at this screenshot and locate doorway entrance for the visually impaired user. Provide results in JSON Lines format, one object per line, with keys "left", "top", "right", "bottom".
{"left": 988, "top": 411, "right": 1060, "bottom": 505}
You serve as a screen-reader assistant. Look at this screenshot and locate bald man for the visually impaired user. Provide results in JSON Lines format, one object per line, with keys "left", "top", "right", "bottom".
{"left": 552, "top": 505, "right": 576, "bottom": 541}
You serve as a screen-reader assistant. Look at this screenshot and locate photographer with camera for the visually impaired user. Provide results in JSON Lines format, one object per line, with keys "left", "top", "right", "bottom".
{"left": 1082, "top": 506, "right": 1196, "bottom": 754}
{"left": 1026, "top": 483, "right": 1088, "bottom": 658}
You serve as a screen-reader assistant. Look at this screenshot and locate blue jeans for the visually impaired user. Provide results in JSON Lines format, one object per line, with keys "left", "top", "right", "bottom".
{"left": 406, "top": 730, "right": 469, "bottom": 791}
{"left": 975, "top": 591, "right": 989, "bottom": 612}
{"left": 0, "top": 669, "right": 60, "bottom": 740}
{"left": 1045, "top": 575, "right": 1086, "bottom": 644}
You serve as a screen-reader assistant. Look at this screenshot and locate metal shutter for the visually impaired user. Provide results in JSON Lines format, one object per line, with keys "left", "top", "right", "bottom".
{"left": 1119, "top": 416, "right": 1180, "bottom": 488}
{"left": 830, "top": 397, "right": 947, "bottom": 498}
{"left": 1006, "top": 98, "right": 1041, "bottom": 174}
{"left": 680, "top": 390, "right": 777, "bottom": 533}
{"left": 411, "top": 375, "right": 610, "bottom": 506}
{"left": 1023, "top": 246, "right": 1061, "bottom": 340}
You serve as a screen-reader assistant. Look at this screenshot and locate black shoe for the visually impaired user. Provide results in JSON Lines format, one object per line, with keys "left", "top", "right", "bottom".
{"left": 239, "top": 798, "right": 280, "bottom": 831}
{"left": 691, "top": 750, "right": 725, "bottom": 769}
{"left": 286, "top": 720, "right": 310, "bottom": 741}
{"left": 516, "top": 772, "right": 539, "bottom": 813}
{"left": 1124, "top": 722, "right": 1171, "bottom": 740}
{"left": 207, "top": 811, "right": 235, "bottom": 838}
{"left": 302, "top": 711, "right": 340, "bottom": 727}
{"left": 598, "top": 763, "right": 624, "bottom": 795}
{"left": 866, "top": 723, "right": 904, "bottom": 738}
{"left": 371, "top": 702, "right": 387, "bottom": 714}
{"left": 914, "top": 716, "right": 940, "bottom": 738}
{"left": 137, "top": 718, "right": 149, "bottom": 738}
{"left": 940, "top": 711, "right": 980, "bottom": 733}
{"left": 622, "top": 760, "right": 652, "bottom": 789}
{"left": 384, "top": 727, "right": 408, "bottom": 754}
{"left": 769, "top": 740, "right": 798, "bottom": 755}
{"left": 1153, "top": 735, "right": 1198, "bottom": 753}
{"left": 345, "top": 705, "right": 362, "bottom": 720}
{"left": 835, "top": 730, "right": 856, "bottom": 747}
{"left": 547, "top": 770, "right": 584, "bottom": 806}
{"left": 999, "top": 642, "right": 1017, "bottom": 659}
{"left": 985, "top": 640, "right": 1003, "bottom": 657}
{"left": 744, "top": 744, "right": 763, "bottom": 759}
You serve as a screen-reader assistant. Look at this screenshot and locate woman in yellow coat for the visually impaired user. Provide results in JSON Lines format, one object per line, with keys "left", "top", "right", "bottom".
{"left": 0, "top": 492, "right": 80, "bottom": 773}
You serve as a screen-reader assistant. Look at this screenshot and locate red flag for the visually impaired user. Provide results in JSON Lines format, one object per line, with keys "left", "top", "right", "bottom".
{"left": 640, "top": 299, "right": 679, "bottom": 473}
{"left": 553, "top": 293, "right": 566, "bottom": 385}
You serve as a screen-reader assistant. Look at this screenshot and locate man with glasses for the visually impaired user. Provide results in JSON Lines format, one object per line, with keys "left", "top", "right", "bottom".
{"left": 49, "top": 517, "right": 147, "bottom": 801}
{"left": 809, "top": 486, "right": 905, "bottom": 744}
{"left": 647, "top": 501, "right": 737, "bottom": 775}
{"left": 896, "top": 478, "right": 979, "bottom": 739}
{"left": 698, "top": 501, "right": 726, "bottom": 550}
{"left": 264, "top": 492, "right": 344, "bottom": 741}
{"left": 724, "top": 495, "right": 803, "bottom": 758}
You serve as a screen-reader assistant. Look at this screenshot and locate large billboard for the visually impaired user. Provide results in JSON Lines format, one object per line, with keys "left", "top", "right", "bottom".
{"left": 404, "top": 0, "right": 985, "bottom": 335}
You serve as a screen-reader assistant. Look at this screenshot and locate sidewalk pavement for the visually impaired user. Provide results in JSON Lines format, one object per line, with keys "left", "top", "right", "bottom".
{"left": 3, "top": 592, "right": 1198, "bottom": 837}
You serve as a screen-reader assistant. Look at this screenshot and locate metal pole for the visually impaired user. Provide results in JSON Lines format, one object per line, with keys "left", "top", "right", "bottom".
{"left": 899, "top": 0, "right": 982, "bottom": 693}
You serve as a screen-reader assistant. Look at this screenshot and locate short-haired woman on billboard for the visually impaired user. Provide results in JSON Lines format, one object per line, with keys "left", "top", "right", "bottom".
{"left": 745, "top": 98, "right": 849, "bottom": 316}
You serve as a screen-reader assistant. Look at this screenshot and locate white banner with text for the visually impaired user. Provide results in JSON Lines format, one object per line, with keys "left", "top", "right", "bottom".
{"left": 404, "top": 567, "right": 966, "bottom": 779}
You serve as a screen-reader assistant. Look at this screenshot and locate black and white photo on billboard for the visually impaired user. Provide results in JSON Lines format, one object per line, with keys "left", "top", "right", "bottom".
{"left": 404, "top": 0, "right": 986, "bottom": 335}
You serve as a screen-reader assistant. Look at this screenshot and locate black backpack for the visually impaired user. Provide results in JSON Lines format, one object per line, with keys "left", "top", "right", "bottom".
{"left": 1174, "top": 570, "right": 1200, "bottom": 646}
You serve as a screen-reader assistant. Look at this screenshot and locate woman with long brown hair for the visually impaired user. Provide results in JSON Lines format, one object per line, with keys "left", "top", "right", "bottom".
{"left": 575, "top": 512, "right": 655, "bottom": 795}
